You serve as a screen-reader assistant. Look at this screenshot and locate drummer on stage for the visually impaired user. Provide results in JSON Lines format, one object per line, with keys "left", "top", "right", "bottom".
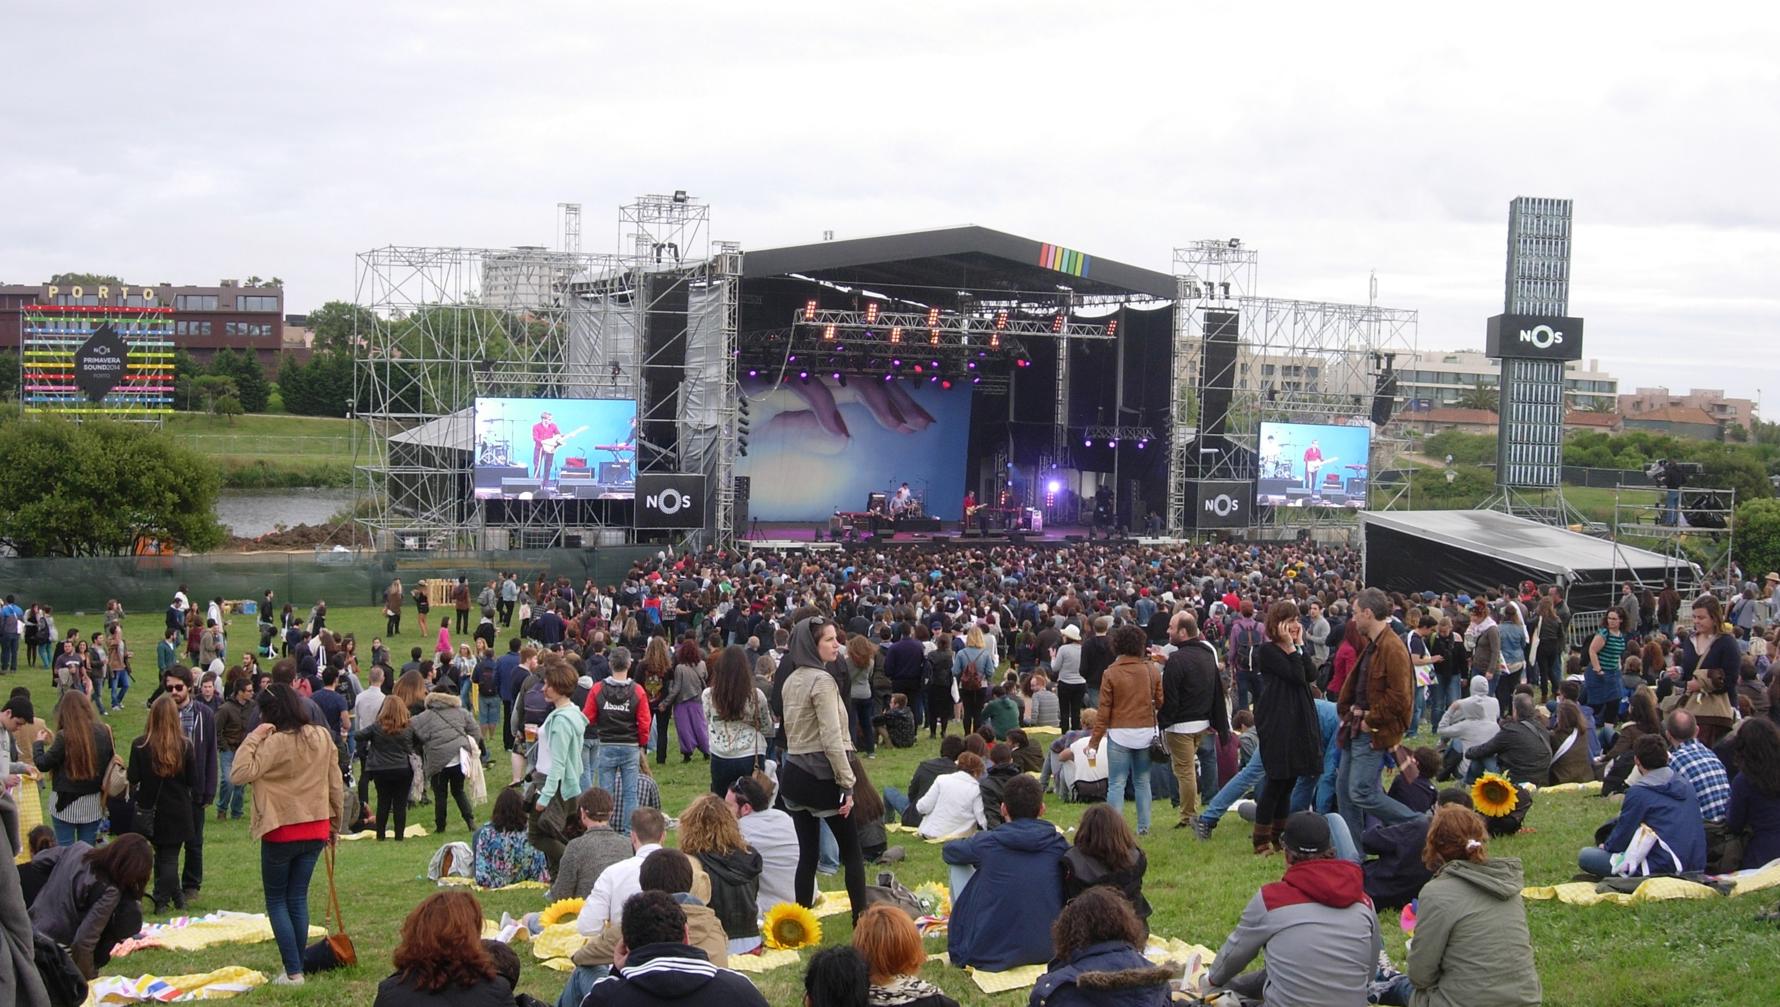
{"left": 891, "top": 482, "right": 913, "bottom": 515}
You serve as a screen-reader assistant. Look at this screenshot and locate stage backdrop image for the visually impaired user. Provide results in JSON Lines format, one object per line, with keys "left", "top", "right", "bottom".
{"left": 473, "top": 396, "right": 637, "bottom": 501}
{"left": 1255, "top": 420, "right": 1372, "bottom": 509}
{"left": 735, "top": 375, "right": 971, "bottom": 522}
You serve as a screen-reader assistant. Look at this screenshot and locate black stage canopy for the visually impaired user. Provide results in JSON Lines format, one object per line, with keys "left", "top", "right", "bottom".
{"left": 742, "top": 225, "right": 1177, "bottom": 301}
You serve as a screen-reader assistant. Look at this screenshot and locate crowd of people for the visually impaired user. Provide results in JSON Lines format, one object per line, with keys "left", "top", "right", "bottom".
{"left": 0, "top": 539, "right": 1777, "bottom": 1005}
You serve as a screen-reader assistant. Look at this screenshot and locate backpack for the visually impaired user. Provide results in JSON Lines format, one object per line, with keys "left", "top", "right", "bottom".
{"left": 476, "top": 657, "right": 498, "bottom": 696}
{"left": 1, "top": 612, "right": 18, "bottom": 637}
{"left": 1231, "top": 617, "right": 1263, "bottom": 673}
{"left": 958, "top": 649, "right": 988, "bottom": 692}
{"left": 521, "top": 681, "right": 551, "bottom": 727}
{"left": 923, "top": 651, "right": 952, "bottom": 692}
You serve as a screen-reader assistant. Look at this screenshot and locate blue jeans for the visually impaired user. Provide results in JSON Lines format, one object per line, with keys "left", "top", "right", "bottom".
{"left": 559, "top": 964, "right": 611, "bottom": 1007}
{"left": 580, "top": 739, "right": 600, "bottom": 793}
{"left": 1326, "top": 811, "right": 1361, "bottom": 864}
{"left": 262, "top": 839, "right": 323, "bottom": 978}
{"left": 1433, "top": 676, "right": 1460, "bottom": 715}
{"left": 52, "top": 817, "right": 100, "bottom": 846}
{"left": 216, "top": 749, "right": 246, "bottom": 818}
{"left": 1579, "top": 846, "right": 1628, "bottom": 876}
{"left": 0, "top": 636, "right": 17, "bottom": 672}
{"left": 479, "top": 696, "right": 502, "bottom": 728}
{"left": 109, "top": 667, "right": 131, "bottom": 710}
{"left": 883, "top": 785, "right": 909, "bottom": 817}
{"left": 595, "top": 743, "right": 640, "bottom": 836}
{"left": 1106, "top": 742, "right": 1153, "bottom": 832}
{"left": 1203, "top": 752, "right": 1266, "bottom": 823}
{"left": 1337, "top": 733, "right": 1421, "bottom": 839}
{"left": 1408, "top": 684, "right": 1427, "bottom": 737}
{"left": 818, "top": 819, "right": 839, "bottom": 874}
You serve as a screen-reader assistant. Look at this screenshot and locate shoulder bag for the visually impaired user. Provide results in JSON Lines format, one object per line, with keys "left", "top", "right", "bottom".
{"left": 101, "top": 726, "right": 129, "bottom": 799}
{"left": 302, "top": 844, "right": 357, "bottom": 972}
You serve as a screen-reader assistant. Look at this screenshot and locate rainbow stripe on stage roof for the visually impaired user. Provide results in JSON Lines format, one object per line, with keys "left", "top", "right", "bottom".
{"left": 1038, "top": 243, "right": 1091, "bottom": 278}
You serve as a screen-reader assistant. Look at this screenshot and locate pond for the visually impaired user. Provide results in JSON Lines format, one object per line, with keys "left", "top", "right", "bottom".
{"left": 215, "top": 488, "right": 355, "bottom": 537}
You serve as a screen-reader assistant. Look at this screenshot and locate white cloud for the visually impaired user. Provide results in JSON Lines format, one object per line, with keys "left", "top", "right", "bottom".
{"left": 3, "top": 1, "right": 1776, "bottom": 403}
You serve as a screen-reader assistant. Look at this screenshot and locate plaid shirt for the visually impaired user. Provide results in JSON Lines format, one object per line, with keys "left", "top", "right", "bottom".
{"left": 1669, "top": 740, "right": 1730, "bottom": 822}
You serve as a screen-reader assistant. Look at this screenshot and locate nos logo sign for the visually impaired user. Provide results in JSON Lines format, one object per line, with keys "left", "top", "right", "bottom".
{"left": 635, "top": 473, "right": 708, "bottom": 529}
{"left": 1486, "top": 314, "right": 1584, "bottom": 361}
{"left": 1194, "top": 480, "right": 1252, "bottom": 529}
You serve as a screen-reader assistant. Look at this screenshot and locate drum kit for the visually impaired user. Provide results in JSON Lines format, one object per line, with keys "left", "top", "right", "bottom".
{"left": 879, "top": 482, "right": 926, "bottom": 518}
{"left": 477, "top": 402, "right": 514, "bottom": 465}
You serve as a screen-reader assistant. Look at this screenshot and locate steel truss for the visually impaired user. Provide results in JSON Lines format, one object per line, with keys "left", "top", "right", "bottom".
{"left": 1611, "top": 484, "right": 1732, "bottom": 595}
{"left": 350, "top": 195, "right": 743, "bottom": 552}
{"left": 1169, "top": 239, "right": 1417, "bottom": 533}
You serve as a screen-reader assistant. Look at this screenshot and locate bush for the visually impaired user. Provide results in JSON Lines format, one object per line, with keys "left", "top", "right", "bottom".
{"left": 1735, "top": 499, "right": 1780, "bottom": 579}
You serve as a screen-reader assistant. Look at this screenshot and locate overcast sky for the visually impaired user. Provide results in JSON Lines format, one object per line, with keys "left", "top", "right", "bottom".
{"left": 6, "top": 2, "right": 1776, "bottom": 405}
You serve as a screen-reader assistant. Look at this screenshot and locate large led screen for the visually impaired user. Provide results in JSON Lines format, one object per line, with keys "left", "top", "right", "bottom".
{"left": 1255, "top": 420, "right": 1371, "bottom": 509}
{"left": 473, "top": 397, "right": 636, "bottom": 500}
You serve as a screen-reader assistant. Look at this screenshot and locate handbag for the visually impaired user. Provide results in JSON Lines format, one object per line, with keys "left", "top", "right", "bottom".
{"left": 861, "top": 870, "right": 926, "bottom": 918}
{"left": 101, "top": 726, "right": 128, "bottom": 799}
{"left": 34, "top": 932, "right": 87, "bottom": 1007}
{"left": 132, "top": 790, "right": 158, "bottom": 842}
{"left": 302, "top": 845, "right": 357, "bottom": 972}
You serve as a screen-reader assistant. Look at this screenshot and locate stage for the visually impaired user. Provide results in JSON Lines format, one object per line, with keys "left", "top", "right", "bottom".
{"left": 740, "top": 521, "right": 1138, "bottom": 550}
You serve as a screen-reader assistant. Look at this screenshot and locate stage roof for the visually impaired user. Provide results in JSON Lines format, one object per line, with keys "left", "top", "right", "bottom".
{"left": 1361, "top": 510, "right": 1684, "bottom": 579}
{"left": 742, "top": 225, "right": 1177, "bottom": 300}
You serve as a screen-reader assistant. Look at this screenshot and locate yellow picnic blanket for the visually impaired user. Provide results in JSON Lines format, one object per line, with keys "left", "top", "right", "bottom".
{"left": 968, "top": 963, "right": 1048, "bottom": 994}
{"left": 1728, "top": 860, "right": 1780, "bottom": 896}
{"left": 538, "top": 957, "right": 574, "bottom": 972}
{"left": 1023, "top": 725, "right": 1062, "bottom": 736}
{"left": 965, "top": 935, "right": 1211, "bottom": 993}
{"left": 811, "top": 890, "right": 851, "bottom": 918}
{"left": 1536, "top": 781, "right": 1603, "bottom": 796}
{"left": 13, "top": 781, "right": 45, "bottom": 864}
{"left": 728, "top": 948, "right": 804, "bottom": 973}
{"left": 114, "top": 912, "right": 326, "bottom": 955}
{"left": 83, "top": 966, "right": 265, "bottom": 1004}
{"left": 531, "top": 922, "right": 585, "bottom": 961}
{"left": 339, "top": 823, "right": 429, "bottom": 841}
{"left": 1523, "top": 860, "right": 1780, "bottom": 906}
{"left": 437, "top": 875, "right": 549, "bottom": 891}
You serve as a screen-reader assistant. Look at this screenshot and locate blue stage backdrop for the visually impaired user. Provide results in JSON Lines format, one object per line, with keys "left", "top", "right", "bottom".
{"left": 736, "top": 375, "right": 971, "bottom": 522}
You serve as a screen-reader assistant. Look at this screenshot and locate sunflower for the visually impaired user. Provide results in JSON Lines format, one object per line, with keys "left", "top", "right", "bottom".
{"left": 762, "top": 901, "right": 822, "bottom": 951}
{"left": 538, "top": 898, "right": 584, "bottom": 927}
{"left": 1471, "top": 772, "right": 1520, "bottom": 818}
{"left": 912, "top": 880, "right": 951, "bottom": 919}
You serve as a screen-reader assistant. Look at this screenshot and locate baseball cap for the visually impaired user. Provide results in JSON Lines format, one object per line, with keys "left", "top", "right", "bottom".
{"left": 1456, "top": 594, "right": 1472, "bottom": 607}
{"left": 1280, "top": 811, "right": 1332, "bottom": 856}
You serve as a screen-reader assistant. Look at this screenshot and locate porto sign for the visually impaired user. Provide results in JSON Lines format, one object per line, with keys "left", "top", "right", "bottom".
{"left": 1485, "top": 314, "right": 1584, "bottom": 361}
{"left": 74, "top": 324, "right": 129, "bottom": 401}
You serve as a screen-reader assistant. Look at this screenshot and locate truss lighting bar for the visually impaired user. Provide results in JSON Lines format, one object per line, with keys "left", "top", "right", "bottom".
{"left": 797, "top": 308, "right": 1114, "bottom": 341}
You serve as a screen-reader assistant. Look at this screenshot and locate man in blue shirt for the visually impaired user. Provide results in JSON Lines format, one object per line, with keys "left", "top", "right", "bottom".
{"left": 1664, "top": 710, "right": 1730, "bottom": 824}
{"left": 942, "top": 775, "right": 1069, "bottom": 970}
{"left": 0, "top": 595, "right": 22, "bottom": 672}
{"left": 495, "top": 639, "right": 527, "bottom": 753}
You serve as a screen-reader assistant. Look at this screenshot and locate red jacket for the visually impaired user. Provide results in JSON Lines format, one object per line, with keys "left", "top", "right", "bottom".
{"left": 582, "top": 678, "right": 652, "bottom": 747}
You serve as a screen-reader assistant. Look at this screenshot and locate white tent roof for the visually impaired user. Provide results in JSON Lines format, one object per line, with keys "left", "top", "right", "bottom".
{"left": 1359, "top": 509, "right": 1686, "bottom": 579}
{"left": 387, "top": 409, "right": 474, "bottom": 452}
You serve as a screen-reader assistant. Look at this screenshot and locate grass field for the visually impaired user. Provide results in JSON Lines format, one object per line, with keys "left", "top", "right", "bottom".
{"left": 162, "top": 413, "right": 365, "bottom": 488}
{"left": 27, "top": 603, "right": 1778, "bottom": 1006}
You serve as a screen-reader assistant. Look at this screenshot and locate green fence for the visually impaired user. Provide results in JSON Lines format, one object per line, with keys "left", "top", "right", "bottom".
{"left": 0, "top": 547, "right": 660, "bottom": 615}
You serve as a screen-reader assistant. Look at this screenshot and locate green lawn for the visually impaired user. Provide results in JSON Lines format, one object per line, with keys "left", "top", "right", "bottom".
{"left": 28, "top": 604, "right": 1779, "bottom": 1006}
{"left": 160, "top": 413, "right": 366, "bottom": 488}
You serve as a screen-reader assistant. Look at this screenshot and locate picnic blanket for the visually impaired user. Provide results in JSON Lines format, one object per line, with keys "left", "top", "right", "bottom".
{"left": 339, "top": 823, "right": 429, "bottom": 841}
{"left": 965, "top": 935, "right": 1210, "bottom": 993}
{"left": 530, "top": 922, "right": 584, "bottom": 962}
{"left": 727, "top": 948, "right": 804, "bottom": 973}
{"left": 436, "top": 875, "right": 549, "bottom": 891}
{"left": 111, "top": 911, "right": 326, "bottom": 957}
{"left": 811, "top": 890, "right": 851, "bottom": 918}
{"left": 82, "top": 966, "right": 265, "bottom": 1004}
{"left": 1536, "top": 781, "right": 1603, "bottom": 796}
{"left": 1523, "top": 859, "right": 1780, "bottom": 906}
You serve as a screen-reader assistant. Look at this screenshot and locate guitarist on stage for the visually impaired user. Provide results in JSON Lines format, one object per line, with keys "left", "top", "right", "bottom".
{"left": 532, "top": 411, "right": 561, "bottom": 484}
{"left": 962, "top": 489, "right": 977, "bottom": 534}
{"left": 1302, "top": 438, "right": 1324, "bottom": 492}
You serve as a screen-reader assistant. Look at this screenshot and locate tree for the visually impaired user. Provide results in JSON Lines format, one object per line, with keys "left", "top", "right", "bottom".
{"left": 213, "top": 394, "right": 244, "bottom": 423}
{"left": 1735, "top": 498, "right": 1780, "bottom": 584}
{"left": 306, "top": 300, "right": 379, "bottom": 355}
{"left": 0, "top": 418, "right": 223, "bottom": 555}
{"left": 279, "top": 352, "right": 357, "bottom": 417}
{"left": 1456, "top": 383, "right": 1500, "bottom": 413}
{"left": 211, "top": 349, "right": 270, "bottom": 413}
{"left": 48, "top": 272, "right": 123, "bottom": 287}
{"left": 193, "top": 375, "right": 239, "bottom": 415}
{"left": 0, "top": 365, "right": 16, "bottom": 403}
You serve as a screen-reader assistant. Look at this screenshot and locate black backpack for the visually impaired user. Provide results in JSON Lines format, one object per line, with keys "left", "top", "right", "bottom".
{"left": 476, "top": 657, "right": 498, "bottom": 695}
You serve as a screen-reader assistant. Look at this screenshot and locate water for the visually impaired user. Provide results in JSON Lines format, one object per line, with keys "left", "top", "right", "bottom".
{"left": 214, "top": 489, "right": 354, "bottom": 537}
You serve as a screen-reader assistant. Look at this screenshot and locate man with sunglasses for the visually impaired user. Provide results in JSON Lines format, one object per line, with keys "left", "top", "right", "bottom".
{"left": 162, "top": 665, "right": 219, "bottom": 906}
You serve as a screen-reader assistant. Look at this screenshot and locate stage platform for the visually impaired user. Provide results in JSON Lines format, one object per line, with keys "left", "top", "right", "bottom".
{"left": 739, "top": 522, "right": 1181, "bottom": 550}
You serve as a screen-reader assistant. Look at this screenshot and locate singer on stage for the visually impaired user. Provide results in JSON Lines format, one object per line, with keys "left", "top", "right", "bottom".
{"left": 532, "top": 411, "right": 560, "bottom": 483}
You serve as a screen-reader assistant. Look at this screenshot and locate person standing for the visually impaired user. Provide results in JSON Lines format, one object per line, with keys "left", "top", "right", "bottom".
{"left": 1053, "top": 624, "right": 1086, "bottom": 731}
{"left": 451, "top": 577, "right": 471, "bottom": 637}
{"left": 411, "top": 687, "right": 480, "bottom": 836}
{"left": 780, "top": 616, "right": 866, "bottom": 923}
{"left": 1090, "top": 625, "right": 1163, "bottom": 836}
{"left": 499, "top": 573, "right": 518, "bottom": 629}
{"left": 1465, "top": 599, "right": 1501, "bottom": 687}
{"left": 213, "top": 674, "right": 252, "bottom": 821}
{"left": 526, "top": 656, "right": 588, "bottom": 875}
{"left": 127, "top": 695, "right": 197, "bottom": 913}
{"left": 230, "top": 684, "right": 344, "bottom": 986}
{"left": 1530, "top": 597, "right": 1564, "bottom": 702}
{"left": 702, "top": 645, "right": 773, "bottom": 796}
{"left": 666, "top": 640, "right": 710, "bottom": 762}
{"left": 1160, "top": 612, "right": 1229, "bottom": 827}
{"left": 160, "top": 666, "right": 217, "bottom": 905}
{"left": 1335, "top": 588, "right": 1420, "bottom": 844}
{"left": 531, "top": 411, "right": 560, "bottom": 484}
{"left": 1250, "top": 601, "right": 1323, "bottom": 853}
{"left": 1673, "top": 596, "right": 1740, "bottom": 746}
{"left": 583, "top": 648, "right": 650, "bottom": 837}
{"left": 36, "top": 691, "right": 111, "bottom": 846}
{"left": 358, "top": 696, "right": 418, "bottom": 841}
{"left": 1585, "top": 607, "right": 1628, "bottom": 727}
{"left": 0, "top": 595, "right": 22, "bottom": 673}
{"left": 1496, "top": 604, "right": 1529, "bottom": 717}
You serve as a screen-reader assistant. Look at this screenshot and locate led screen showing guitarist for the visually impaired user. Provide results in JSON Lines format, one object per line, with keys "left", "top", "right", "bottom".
{"left": 1301, "top": 439, "right": 1338, "bottom": 492}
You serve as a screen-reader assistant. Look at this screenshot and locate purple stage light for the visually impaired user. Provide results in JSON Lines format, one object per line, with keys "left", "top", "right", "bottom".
{"left": 1047, "top": 479, "right": 1062, "bottom": 494}
{"left": 1083, "top": 438, "right": 1093, "bottom": 447}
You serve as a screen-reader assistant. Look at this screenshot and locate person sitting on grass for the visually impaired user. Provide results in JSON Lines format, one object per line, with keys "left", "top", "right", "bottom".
{"left": 1007, "top": 728, "right": 1045, "bottom": 774}
{"left": 1061, "top": 802, "right": 1151, "bottom": 928}
{"left": 1374, "top": 806, "right": 1542, "bottom": 1007}
{"left": 851, "top": 904, "right": 960, "bottom": 1007}
{"left": 1579, "top": 734, "right": 1706, "bottom": 878}
{"left": 979, "top": 743, "right": 1023, "bottom": 828}
{"left": 1723, "top": 717, "right": 1780, "bottom": 872}
{"left": 875, "top": 693, "right": 918, "bottom": 750}
{"left": 915, "top": 751, "right": 986, "bottom": 840}
{"left": 943, "top": 775, "right": 1070, "bottom": 971}
{"left": 983, "top": 685, "right": 1021, "bottom": 741}
{"left": 726, "top": 772, "right": 799, "bottom": 916}
{"left": 885, "top": 735, "right": 963, "bottom": 827}
{"left": 548, "top": 787, "right": 632, "bottom": 903}
{"left": 1204, "top": 811, "right": 1380, "bottom": 1007}
{"left": 482, "top": 939, "right": 551, "bottom": 1007}
{"left": 373, "top": 890, "right": 512, "bottom": 1007}
{"left": 1362, "top": 787, "right": 1473, "bottom": 911}
{"left": 579, "top": 889, "right": 767, "bottom": 1007}
{"left": 27, "top": 834, "right": 151, "bottom": 979}
{"left": 676, "top": 794, "right": 763, "bottom": 955}
{"left": 473, "top": 787, "right": 549, "bottom": 889}
{"left": 1029, "top": 886, "right": 1174, "bottom": 1007}
{"left": 559, "top": 847, "right": 729, "bottom": 1007}
{"left": 803, "top": 945, "right": 870, "bottom": 1007}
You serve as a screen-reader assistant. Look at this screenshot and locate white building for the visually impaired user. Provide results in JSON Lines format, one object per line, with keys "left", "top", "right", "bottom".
{"left": 480, "top": 246, "right": 583, "bottom": 310}
{"left": 1394, "top": 349, "right": 1616, "bottom": 411}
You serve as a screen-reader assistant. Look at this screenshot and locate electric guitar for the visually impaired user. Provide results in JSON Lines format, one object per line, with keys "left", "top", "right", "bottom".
{"left": 540, "top": 425, "right": 589, "bottom": 453}
{"left": 1304, "top": 455, "right": 1339, "bottom": 479}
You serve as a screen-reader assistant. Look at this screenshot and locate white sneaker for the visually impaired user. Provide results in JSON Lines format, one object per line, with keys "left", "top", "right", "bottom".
{"left": 270, "top": 973, "right": 305, "bottom": 985}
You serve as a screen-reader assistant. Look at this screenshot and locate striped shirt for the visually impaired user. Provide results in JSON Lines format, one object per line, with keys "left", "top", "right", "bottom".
{"left": 1669, "top": 740, "right": 1730, "bottom": 822}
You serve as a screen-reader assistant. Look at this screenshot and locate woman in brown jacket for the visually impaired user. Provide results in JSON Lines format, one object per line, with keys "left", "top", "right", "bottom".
{"left": 1547, "top": 700, "right": 1595, "bottom": 786}
{"left": 229, "top": 683, "right": 344, "bottom": 986}
{"left": 1088, "top": 625, "right": 1164, "bottom": 835}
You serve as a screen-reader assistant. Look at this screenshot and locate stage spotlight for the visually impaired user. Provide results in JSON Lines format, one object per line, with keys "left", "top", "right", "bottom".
{"left": 788, "top": 354, "right": 797, "bottom": 362}
{"left": 799, "top": 370, "right": 809, "bottom": 382}
{"left": 971, "top": 376, "right": 981, "bottom": 384}
{"left": 1052, "top": 313, "right": 1065, "bottom": 333}
{"left": 926, "top": 306, "right": 940, "bottom": 327}
{"left": 1105, "top": 319, "right": 1118, "bottom": 337}
{"left": 804, "top": 298, "right": 817, "bottom": 319}
{"left": 995, "top": 309, "right": 1008, "bottom": 330}
{"left": 990, "top": 332, "right": 1000, "bottom": 349}
{"left": 891, "top": 358, "right": 902, "bottom": 367}
{"left": 1084, "top": 438, "right": 1093, "bottom": 447}
{"left": 883, "top": 374, "right": 894, "bottom": 382}
{"left": 1137, "top": 439, "right": 1147, "bottom": 449}
{"left": 823, "top": 323, "right": 836, "bottom": 340}
{"left": 672, "top": 190, "right": 689, "bottom": 203}
{"left": 931, "top": 360, "right": 940, "bottom": 368}
{"left": 890, "top": 326, "right": 902, "bottom": 344}
{"left": 929, "top": 328, "right": 939, "bottom": 345}
{"left": 747, "top": 368, "right": 758, "bottom": 377}
{"left": 941, "top": 379, "right": 953, "bottom": 390}
{"left": 929, "top": 375, "right": 939, "bottom": 383}
{"left": 1109, "top": 439, "right": 1118, "bottom": 447}
{"left": 912, "top": 364, "right": 923, "bottom": 373}
{"left": 831, "top": 371, "right": 841, "bottom": 381}
{"left": 967, "top": 361, "right": 976, "bottom": 370}
{"left": 865, "top": 302, "right": 879, "bottom": 324}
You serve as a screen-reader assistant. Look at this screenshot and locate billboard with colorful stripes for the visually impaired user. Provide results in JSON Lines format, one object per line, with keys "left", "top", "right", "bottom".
{"left": 21, "top": 304, "right": 175, "bottom": 420}
{"left": 1038, "top": 242, "right": 1091, "bottom": 278}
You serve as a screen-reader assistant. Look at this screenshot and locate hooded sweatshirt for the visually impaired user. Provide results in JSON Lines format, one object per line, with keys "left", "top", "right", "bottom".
{"left": 581, "top": 942, "right": 767, "bottom": 1007}
{"left": 693, "top": 847, "right": 762, "bottom": 942}
{"left": 942, "top": 816, "right": 1071, "bottom": 970}
{"left": 1604, "top": 766, "right": 1707, "bottom": 874}
{"left": 1028, "top": 939, "right": 1174, "bottom": 1007}
{"left": 1207, "top": 858, "right": 1381, "bottom": 1007}
{"left": 1436, "top": 676, "right": 1500, "bottom": 776}
{"left": 1404, "top": 858, "right": 1542, "bottom": 1007}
